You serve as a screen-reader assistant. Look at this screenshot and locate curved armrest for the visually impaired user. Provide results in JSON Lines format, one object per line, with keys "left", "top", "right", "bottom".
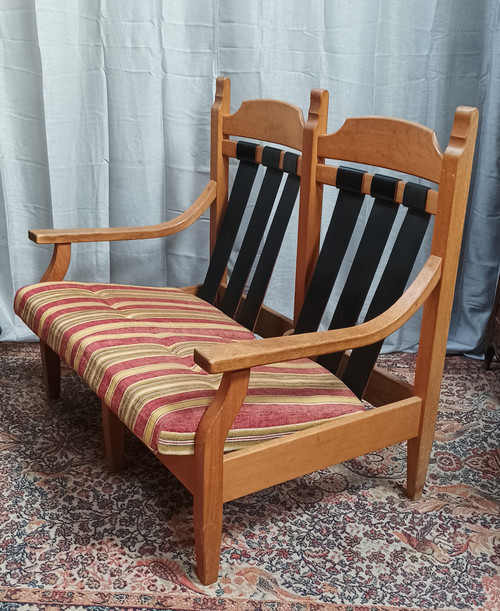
{"left": 29, "top": 181, "right": 216, "bottom": 244}
{"left": 194, "top": 255, "right": 442, "bottom": 374}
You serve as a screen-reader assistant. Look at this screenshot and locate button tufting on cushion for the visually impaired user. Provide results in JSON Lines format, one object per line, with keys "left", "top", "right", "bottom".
{"left": 15, "top": 282, "right": 364, "bottom": 455}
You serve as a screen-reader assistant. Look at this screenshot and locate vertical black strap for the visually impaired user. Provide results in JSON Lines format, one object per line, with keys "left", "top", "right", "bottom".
{"left": 237, "top": 165, "right": 300, "bottom": 330}
{"left": 295, "top": 167, "right": 366, "bottom": 335}
{"left": 197, "top": 143, "right": 259, "bottom": 304}
{"left": 220, "top": 150, "right": 284, "bottom": 318}
{"left": 317, "top": 175, "right": 400, "bottom": 374}
{"left": 341, "top": 186, "right": 431, "bottom": 396}
{"left": 294, "top": 198, "right": 364, "bottom": 333}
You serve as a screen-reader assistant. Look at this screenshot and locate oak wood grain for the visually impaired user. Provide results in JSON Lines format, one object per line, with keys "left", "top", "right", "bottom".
{"left": 223, "top": 98, "right": 305, "bottom": 151}
{"left": 222, "top": 397, "right": 422, "bottom": 502}
{"left": 317, "top": 116, "right": 444, "bottom": 183}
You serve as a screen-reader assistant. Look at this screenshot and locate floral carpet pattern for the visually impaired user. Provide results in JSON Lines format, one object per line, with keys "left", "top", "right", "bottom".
{"left": 0, "top": 342, "right": 498, "bottom": 611}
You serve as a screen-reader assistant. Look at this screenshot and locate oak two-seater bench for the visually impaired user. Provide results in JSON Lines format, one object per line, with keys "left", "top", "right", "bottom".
{"left": 15, "top": 77, "right": 478, "bottom": 584}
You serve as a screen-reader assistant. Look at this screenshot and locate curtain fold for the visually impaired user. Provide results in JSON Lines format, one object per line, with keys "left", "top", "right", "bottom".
{"left": 1, "top": 0, "right": 499, "bottom": 356}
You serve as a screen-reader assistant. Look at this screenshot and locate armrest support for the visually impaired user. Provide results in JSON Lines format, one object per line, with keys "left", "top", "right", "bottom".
{"left": 30, "top": 181, "right": 216, "bottom": 244}
{"left": 194, "top": 255, "right": 442, "bottom": 374}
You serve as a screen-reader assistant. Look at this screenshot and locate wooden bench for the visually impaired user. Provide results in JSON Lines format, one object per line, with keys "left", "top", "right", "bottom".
{"left": 14, "top": 77, "right": 478, "bottom": 584}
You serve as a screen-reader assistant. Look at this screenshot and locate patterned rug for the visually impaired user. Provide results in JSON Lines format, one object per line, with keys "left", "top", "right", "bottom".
{"left": 0, "top": 343, "right": 498, "bottom": 611}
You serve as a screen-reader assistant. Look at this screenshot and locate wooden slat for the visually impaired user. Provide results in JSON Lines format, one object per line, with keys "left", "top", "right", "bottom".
{"left": 317, "top": 116, "right": 444, "bottom": 183}
{"left": 222, "top": 139, "right": 303, "bottom": 176}
{"left": 316, "top": 164, "right": 438, "bottom": 214}
{"left": 223, "top": 99, "right": 304, "bottom": 151}
{"left": 222, "top": 397, "right": 422, "bottom": 502}
{"left": 222, "top": 142, "right": 438, "bottom": 214}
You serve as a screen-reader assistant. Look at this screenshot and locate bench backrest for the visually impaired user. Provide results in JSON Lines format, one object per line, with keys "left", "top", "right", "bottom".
{"left": 197, "top": 77, "right": 327, "bottom": 334}
{"left": 197, "top": 79, "right": 477, "bottom": 403}
{"left": 294, "top": 102, "right": 478, "bottom": 398}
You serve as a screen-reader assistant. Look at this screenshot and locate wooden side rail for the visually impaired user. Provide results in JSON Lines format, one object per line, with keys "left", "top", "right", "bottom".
{"left": 222, "top": 397, "right": 422, "bottom": 502}
{"left": 159, "top": 397, "right": 422, "bottom": 501}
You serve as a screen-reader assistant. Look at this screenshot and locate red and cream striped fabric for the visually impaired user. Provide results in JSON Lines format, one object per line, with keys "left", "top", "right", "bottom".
{"left": 15, "top": 282, "right": 364, "bottom": 455}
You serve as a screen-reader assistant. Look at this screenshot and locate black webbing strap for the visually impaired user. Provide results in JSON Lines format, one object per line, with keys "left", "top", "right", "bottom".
{"left": 237, "top": 153, "right": 300, "bottom": 330}
{"left": 370, "top": 173, "right": 399, "bottom": 200}
{"left": 294, "top": 167, "right": 366, "bottom": 334}
{"left": 337, "top": 165, "right": 366, "bottom": 192}
{"left": 262, "top": 145, "right": 282, "bottom": 169}
{"left": 402, "top": 181, "right": 429, "bottom": 213}
{"left": 317, "top": 174, "right": 400, "bottom": 374}
{"left": 220, "top": 146, "right": 284, "bottom": 319}
{"left": 197, "top": 142, "right": 259, "bottom": 304}
{"left": 283, "top": 151, "right": 299, "bottom": 175}
{"left": 341, "top": 183, "right": 431, "bottom": 396}
{"left": 236, "top": 140, "right": 258, "bottom": 162}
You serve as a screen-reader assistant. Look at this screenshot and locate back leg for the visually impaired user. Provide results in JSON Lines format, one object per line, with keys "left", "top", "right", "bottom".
{"left": 101, "top": 401, "right": 126, "bottom": 473}
{"left": 485, "top": 346, "right": 495, "bottom": 370}
{"left": 40, "top": 341, "right": 61, "bottom": 400}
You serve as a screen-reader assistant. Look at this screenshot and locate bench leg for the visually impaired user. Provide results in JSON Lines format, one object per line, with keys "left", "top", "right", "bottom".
{"left": 101, "top": 401, "right": 125, "bottom": 473}
{"left": 193, "top": 479, "right": 224, "bottom": 585}
{"left": 192, "top": 369, "right": 249, "bottom": 585}
{"left": 406, "top": 434, "right": 433, "bottom": 501}
{"left": 406, "top": 401, "right": 438, "bottom": 501}
{"left": 40, "top": 341, "right": 61, "bottom": 400}
{"left": 406, "top": 377, "right": 442, "bottom": 501}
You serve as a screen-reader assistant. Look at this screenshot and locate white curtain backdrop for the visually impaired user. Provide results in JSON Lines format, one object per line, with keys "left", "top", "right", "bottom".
{"left": 1, "top": 0, "right": 499, "bottom": 354}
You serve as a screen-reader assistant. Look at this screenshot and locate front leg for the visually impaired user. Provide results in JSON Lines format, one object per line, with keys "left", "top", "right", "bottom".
{"left": 193, "top": 466, "right": 224, "bottom": 585}
{"left": 193, "top": 369, "right": 250, "bottom": 584}
{"left": 36, "top": 242, "right": 71, "bottom": 401}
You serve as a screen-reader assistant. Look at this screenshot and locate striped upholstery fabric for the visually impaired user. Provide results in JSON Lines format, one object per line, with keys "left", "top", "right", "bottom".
{"left": 15, "top": 282, "right": 364, "bottom": 455}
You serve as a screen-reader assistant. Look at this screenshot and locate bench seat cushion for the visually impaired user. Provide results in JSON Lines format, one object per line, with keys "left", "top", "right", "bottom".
{"left": 15, "top": 282, "right": 364, "bottom": 455}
